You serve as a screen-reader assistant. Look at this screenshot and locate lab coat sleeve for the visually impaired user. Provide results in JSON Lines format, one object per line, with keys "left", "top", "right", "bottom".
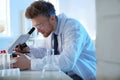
{"left": 27, "top": 35, "right": 52, "bottom": 59}
{"left": 31, "top": 57, "right": 47, "bottom": 70}
{"left": 29, "top": 46, "right": 47, "bottom": 58}
{"left": 27, "top": 39, "right": 47, "bottom": 59}
{"left": 29, "top": 46, "right": 47, "bottom": 70}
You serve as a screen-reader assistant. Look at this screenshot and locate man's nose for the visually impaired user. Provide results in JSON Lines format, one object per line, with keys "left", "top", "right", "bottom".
{"left": 37, "top": 29, "right": 43, "bottom": 33}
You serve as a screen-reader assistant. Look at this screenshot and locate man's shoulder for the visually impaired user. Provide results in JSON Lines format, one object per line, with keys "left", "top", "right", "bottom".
{"left": 64, "top": 18, "right": 83, "bottom": 30}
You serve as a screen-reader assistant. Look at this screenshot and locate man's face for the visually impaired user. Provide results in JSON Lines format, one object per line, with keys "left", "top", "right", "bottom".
{"left": 32, "top": 15, "right": 54, "bottom": 37}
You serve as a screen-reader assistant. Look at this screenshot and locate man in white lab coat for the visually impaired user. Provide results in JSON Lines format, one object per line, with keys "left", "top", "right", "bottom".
{"left": 13, "top": 1, "right": 96, "bottom": 80}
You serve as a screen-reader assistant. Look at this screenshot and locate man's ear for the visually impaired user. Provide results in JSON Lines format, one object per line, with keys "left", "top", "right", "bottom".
{"left": 50, "top": 15, "right": 55, "bottom": 21}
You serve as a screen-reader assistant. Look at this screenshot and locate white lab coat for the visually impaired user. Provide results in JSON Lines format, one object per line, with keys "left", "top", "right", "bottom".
{"left": 28, "top": 13, "right": 96, "bottom": 80}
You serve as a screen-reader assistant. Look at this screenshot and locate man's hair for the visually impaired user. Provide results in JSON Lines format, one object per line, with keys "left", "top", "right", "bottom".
{"left": 25, "top": 0, "right": 56, "bottom": 19}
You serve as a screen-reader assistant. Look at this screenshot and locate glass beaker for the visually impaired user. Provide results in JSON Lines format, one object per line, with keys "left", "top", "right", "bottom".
{"left": 41, "top": 49, "right": 61, "bottom": 80}
{"left": 0, "top": 68, "right": 20, "bottom": 80}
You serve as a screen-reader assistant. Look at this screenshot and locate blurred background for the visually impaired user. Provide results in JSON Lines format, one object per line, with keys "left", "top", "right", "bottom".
{"left": 0, "top": 0, "right": 120, "bottom": 80}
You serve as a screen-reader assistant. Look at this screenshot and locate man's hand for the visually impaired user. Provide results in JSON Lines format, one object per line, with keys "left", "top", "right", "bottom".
{"left": 14, "top": 43, "right": 30, "bottom": 53}
{"left": 12, "top": 52, "right": 31, "bottom": 70}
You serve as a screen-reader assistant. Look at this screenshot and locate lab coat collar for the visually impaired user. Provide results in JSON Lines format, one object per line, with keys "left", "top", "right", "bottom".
{"left": 54, "top": 13, "right": 67, "bottom": 35}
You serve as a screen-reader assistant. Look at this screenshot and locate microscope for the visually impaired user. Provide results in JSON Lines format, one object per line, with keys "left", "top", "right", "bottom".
{"left": 7, "top": 27, "right": 35, "bottom": 56}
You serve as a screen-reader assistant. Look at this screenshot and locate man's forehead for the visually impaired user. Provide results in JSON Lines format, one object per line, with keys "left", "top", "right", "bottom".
{"left": 31, "top": 16, "right": 45, "bottom": 26}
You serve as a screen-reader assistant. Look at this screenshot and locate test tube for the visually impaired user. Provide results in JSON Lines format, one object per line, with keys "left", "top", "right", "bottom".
{"left": 0, "top": 50, "right": 10, "bottom": 70}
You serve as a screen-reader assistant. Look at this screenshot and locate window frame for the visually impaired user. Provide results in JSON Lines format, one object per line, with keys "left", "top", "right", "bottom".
{"left": 0, "top": 0, "right": 10, "bottom": 37}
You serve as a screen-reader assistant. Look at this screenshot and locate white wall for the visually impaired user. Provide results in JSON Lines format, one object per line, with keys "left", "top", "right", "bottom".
{"left": 96, "top": 0, "right": 120, "bottom": 80}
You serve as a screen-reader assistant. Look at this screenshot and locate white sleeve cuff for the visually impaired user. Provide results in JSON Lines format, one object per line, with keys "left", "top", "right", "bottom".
{"left": 31, "top": 58, "right": 46, "bottom": 70}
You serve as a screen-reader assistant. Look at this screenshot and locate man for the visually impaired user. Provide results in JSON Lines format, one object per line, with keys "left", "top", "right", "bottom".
{"left": 13, "top": 1, "right": 96, "bottom": 80}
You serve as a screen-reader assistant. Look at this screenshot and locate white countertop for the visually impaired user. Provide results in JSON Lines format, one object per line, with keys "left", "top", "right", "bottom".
{"left": 0, "top": 69, "right": 73, "bottom": 80}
